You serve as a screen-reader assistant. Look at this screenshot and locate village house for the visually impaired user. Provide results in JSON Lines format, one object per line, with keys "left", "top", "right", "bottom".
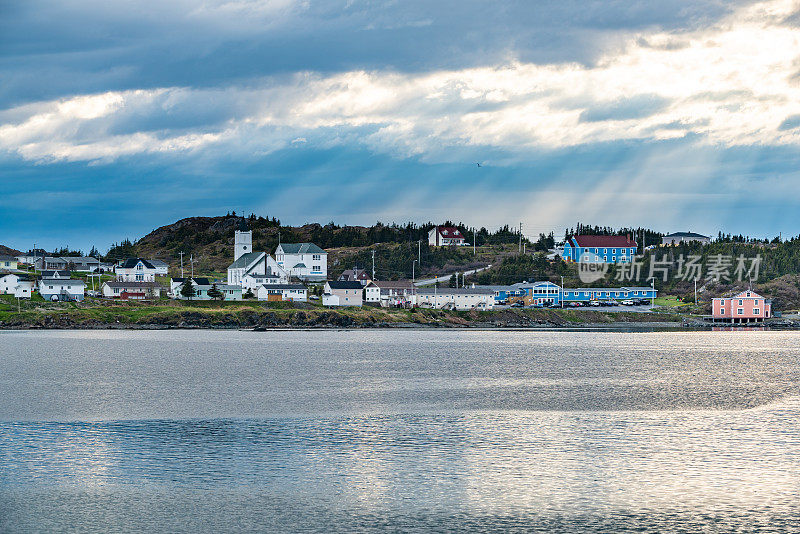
{"left": 0, "top": 255, "right": 19, "bottom": 270}
{"left": 275, "top": 243, "right": 327, "bottom": 281}
{"left": 101, "top": 281, "right": 163, "bottom": 299}
{"left": 323, "top": 280, "right": 363, "bottom": 306}
{"left": 226, "top": 230, "right": 288, "bottom": 289}
{"left": 712, "top": 290, "right": 771, "bottom": 323}
{"left": 428, "top": 226, "right": 466, "bottom": 246}
{"left": 0, "top": 273, "right": 35, "bottom": 298}
{"left": 417, "top": 287, "right": 495, "bottom": 310}
{"left": 562, "top": 235, "right": 637, "bottom": 263}
{"left": 661, "top": 232, "right": 711, "bottom": 246}
{"left": 171, "top": 277, "right": 242, "bottom": 300}
{"left": 16, "top": 249, "right": 50, "bottom": 266}
{"left": 364, "top": 280, "right": 417, "bottom": 307}
{"left": 148, "top": 259, "right": 169, "bottom": 275}
{"left": 116, "top": 258, "right": 159, "bottom": 282}
{"left": 257, "top": 283, "right": 308, "bottom": 302}
{"left": 338, "top": 268, "right": 372, "bottom": 286}
{"left": 169, "top": 277, "right": 210, "bottom": 297}
{"left": 38, "top": 273, "right": 85, "bottom": 301}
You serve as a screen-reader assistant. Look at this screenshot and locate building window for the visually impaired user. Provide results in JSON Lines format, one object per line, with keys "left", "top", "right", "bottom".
{"left": 754, "top": 308, "right": 760, "bottom": 314}
{"left": 313, "top": 254, "right": 321, "bottom": 261}
{"left": 737, "top": 309, "right": 743, "bottom": 315}
{"left": 738, "top": 300, "right": 743, "bottom": 305}
{"left": 753, "top": 300, "right": 759, "bottom": 305}
{"left": 720, "top": 308, "right": 725, "bottom": 314}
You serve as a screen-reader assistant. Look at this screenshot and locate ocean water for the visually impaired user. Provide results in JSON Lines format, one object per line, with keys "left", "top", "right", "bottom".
{"left": 1, "top": 329, "right": 799, "bottom": 532}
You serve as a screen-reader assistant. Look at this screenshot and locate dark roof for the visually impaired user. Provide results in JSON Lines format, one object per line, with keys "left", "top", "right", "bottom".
{"left": 148, "top": 259, "right": 168, "bottom": 267}
{"left": 261, "top": 284, "right": 307, "bottom": 290}
{"left": 339, "top": 269, "right": 371, "bottom": 281}
{"left": 120, "top": 258, "right": 155, "bottom": 269}
{"left": 326, "top": 280, "right": 363, "bottom": 289}
{"left": 368, "top": 280, "right": 415, "bottom": 290}
{"left": 663, "top": 232, "right": 710, "bottom": 239}
{"left": 171, "top": 277, "right": 211, "bottom": 286}
{"left": 572, "top": 235, "right": 637, "bottom": 248}
{"left": 277, "top": 243, "right": 326, "bottom": 254}
{"left": 435, "top": 226, "right": 464, "bottom": 239}
{"left": 40, "top": 278, "right": 85, "bottom": 285}
{"left": 227, "top": 251, "right": 265, "bottom": 270}
{"left": 0, "top": 255, "right": 17, "bottom": 262}
{"left": 0, "top": 272, "right": 32, "bottom": 281}
{"left": 40, "top": 270, "right": 71, "bottom": 278}
{"left": 104, "top": 281, "right": 160, "bottom": 288}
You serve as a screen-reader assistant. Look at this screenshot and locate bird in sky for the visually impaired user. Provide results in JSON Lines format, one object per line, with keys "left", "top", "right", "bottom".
{"left": 475, "top": 162, "right": 482, "bottom": 167}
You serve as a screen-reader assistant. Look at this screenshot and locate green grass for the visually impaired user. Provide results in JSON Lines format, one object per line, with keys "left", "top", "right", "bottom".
{"left": 653, "top": 296, "right": 691, "bottom": 307}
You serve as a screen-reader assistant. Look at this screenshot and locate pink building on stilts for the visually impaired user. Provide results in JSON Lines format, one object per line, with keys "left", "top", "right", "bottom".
{"left": 711, "top": 290, "right": 771, "bottom": 323}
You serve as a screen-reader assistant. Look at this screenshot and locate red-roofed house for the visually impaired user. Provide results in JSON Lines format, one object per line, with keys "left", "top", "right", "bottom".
{"left": 428, "top": 226, "right": 466, "bottom": 246}
{"left": 712, "top": 290, "right": 771, "bottom": 323}
{"left": 563, "top": 235, "right": 637, "bottom": 263}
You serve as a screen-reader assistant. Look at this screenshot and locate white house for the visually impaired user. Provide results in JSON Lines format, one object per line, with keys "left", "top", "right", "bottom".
{"left": 39, "top": 277, "right": 85, "bottom": 301}
{"left": 101, "top": 281, "right": 163, "bottom": 299}
{"left": 275, "top": 243, "right": 327, "bottom": 282}
{"left": 227, "top": 230, "right": 289, "bottom": 289}
{"left": 364, "top": 280, "right": 417, "bottom": 307}
{"left": 323, "top": 280, "right": 363, "bottom": 306}
{"left": 148, "top": 259, "right": 169, "bottom": 275}
{"left": 428, "top": 226, "right": 466, "bottom": 246}
{"left": 0, "top": 273, "right": 35, "bottom": 298}
{"left": 257, "top": 284, "right": 308, "bottom": 302}
{"left": 417, "top": 287, "right": 494, "bottom": 310}
{"left": 116, "top": 258, "right": 159, "bottom": 282}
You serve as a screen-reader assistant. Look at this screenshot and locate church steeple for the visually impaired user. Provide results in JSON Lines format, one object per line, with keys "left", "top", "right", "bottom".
{"left": 234, "top": 228, "right": 252, "bottom": 260}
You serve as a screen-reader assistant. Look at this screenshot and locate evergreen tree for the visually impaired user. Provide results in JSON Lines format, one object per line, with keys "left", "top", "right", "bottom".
{"left": 243, "top": 288, "right": 255, "bottom": 299}
{"left": 207, "top": 283, "right": 224, "bottom": 301}
{"left": 180, "top": 279, "right": 196, "bottom": 300}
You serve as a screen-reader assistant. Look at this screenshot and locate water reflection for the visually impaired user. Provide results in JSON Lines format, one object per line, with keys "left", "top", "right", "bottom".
{"left": 2, "top": 330, "right": 800, "bottom": 531}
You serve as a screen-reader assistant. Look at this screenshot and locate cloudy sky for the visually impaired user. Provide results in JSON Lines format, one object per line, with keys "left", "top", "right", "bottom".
{"left": 2, "top": 0, "right": 800, "bottom": 252}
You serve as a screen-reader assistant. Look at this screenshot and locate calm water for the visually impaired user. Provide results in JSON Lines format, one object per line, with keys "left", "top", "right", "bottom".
{"left": 1, "top": 329, "right": 799, "bottom": 532}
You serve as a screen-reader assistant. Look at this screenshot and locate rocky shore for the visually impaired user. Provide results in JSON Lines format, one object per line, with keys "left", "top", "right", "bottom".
{"left": 0, "top": 301, "right": 689, "bottom": 330}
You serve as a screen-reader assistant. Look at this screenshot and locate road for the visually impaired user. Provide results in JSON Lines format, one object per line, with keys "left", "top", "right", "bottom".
{"left": 413, "top": 264, "right": 492, "bottom": 287}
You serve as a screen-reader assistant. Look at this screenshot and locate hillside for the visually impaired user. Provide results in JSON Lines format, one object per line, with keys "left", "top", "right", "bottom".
{"left": 0, "top": 245, "right": 21, "bottom": 256}
{"left": 104, "top": 214, "right": 524, "bottom": 277}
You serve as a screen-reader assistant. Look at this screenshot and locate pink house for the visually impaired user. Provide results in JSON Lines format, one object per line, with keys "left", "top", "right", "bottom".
{"left": 712, "top": 290, "right": 771, "bottom": 323}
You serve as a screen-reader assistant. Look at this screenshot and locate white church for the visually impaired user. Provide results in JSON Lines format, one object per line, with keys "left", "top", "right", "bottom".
{"left": 227, "top": 229, "right": 290, "bottom": 291}
{"left": 226, "top": 227, "right": 328, "bottom": 289}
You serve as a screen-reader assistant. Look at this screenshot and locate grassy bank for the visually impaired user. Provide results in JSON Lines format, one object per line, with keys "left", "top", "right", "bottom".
{"left": 0, "top": 295, "right": 684, "bottom": 329}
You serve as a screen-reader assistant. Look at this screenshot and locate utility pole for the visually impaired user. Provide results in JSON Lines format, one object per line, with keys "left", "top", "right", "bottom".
{"left": 418, "top": 240, "right": 421, "bottom": 265}
{"left": 372, "top": 249, "right": 375, "bottom": 281}
{"left": 519, "top": 222, "right": 522, "bottom": 254}
{"left": 561, "top": 275, "right": 564, "bottom": 308}
{"left": 694, "top": 279, "right": 697, "bottom": 305}
{"left": 190, "top": 254, "right": 195, "bottom": 279}
{"left": 473, "top": 229, "right": 476, "bottom": 255}
{"left": 651, "top": 278, "right": 655, "bottom": 306}
{"left": 412, "top": 259, "right": 416, "bottom": 282}
{"left": 179, "top": 251, "right": 185, "bottom": 278}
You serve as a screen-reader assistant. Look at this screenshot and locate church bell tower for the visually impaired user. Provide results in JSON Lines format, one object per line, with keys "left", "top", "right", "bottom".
{"left": 234, "top": 229, "right": 252, "bottom": 261}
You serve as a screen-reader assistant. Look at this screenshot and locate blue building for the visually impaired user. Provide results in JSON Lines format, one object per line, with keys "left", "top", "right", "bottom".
{"left": 562, "top": 235, "right": 637, "bottom": 263}
{"left": 561, "top": 286, "right": 657, "bottom": 302}
{"left": 487, "top": 282, "right": 657, "bottom": 304}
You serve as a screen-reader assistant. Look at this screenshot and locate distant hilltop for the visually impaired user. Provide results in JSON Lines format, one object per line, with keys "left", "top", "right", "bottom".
{"left": 0, "top": 244, "right": 21, "bottom": 257}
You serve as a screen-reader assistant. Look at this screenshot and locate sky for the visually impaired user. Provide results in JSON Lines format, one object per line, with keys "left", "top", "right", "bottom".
{"left": 2, "top": 0, "right": 800, "bottom": 253}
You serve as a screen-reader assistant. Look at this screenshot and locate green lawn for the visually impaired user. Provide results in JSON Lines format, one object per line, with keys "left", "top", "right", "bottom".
{"left": 653, "top": 296, "right": 691, "bottom": 307}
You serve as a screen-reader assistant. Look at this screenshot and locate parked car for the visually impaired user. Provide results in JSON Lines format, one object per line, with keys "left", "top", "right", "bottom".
{"left": 510, "top": 301, "right": 524, "bottom": 308}
{"left": 568, "top": 301, "right": 582, "bottom": 308}
{"left": 636, "top": 298, "right": 651, "bottom": 305}
{"left": 621, "top": 299, "right": 634, "bottom": 306}
{"left": 309, "top": 295, "right": 320, "bottom": 300}
{"left": 589, "top": 300, "right": 601, "bottom": 307}
{"left": 603, "top": 300, "right": 619, "bottom": 306}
